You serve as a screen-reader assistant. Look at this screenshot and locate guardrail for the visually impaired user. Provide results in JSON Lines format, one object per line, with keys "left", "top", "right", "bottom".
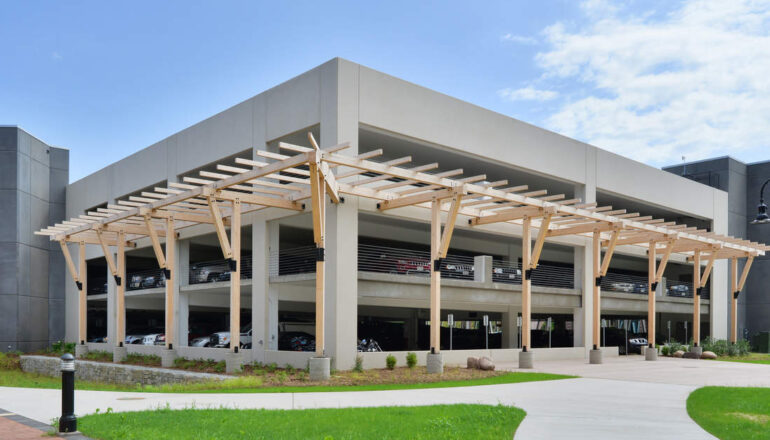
{"left": 358, "top": 244, "right": 476, "bottom": 280}
{"left": 492, "top": 260, "right": 574, "bottom": 289}
{"left": 601, "top": 272, "right": 648, "bottom": 295}
{"left": 666, "top": 280, "right": 706, "bottom": 298}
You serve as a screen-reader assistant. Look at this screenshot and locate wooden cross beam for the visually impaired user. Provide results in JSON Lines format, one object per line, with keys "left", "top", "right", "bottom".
{"left": 206, "top": 196, "right": 233, "bottom": 260}
{"left": 378, "top": 186, "right": 463, "bottom": 211}
{"left": 95, "top": 228, "right": 120, "bottom": 284}
{"left": 308, "top": 133, "right": 341, "bottom": 204}
{"left": 530, "top": 212, "right": 553, "bottom": 269}
{"left": 737, "top": 255, "right": 755, "bottom": 292}
{"left": 599, "top": 228, "right": 622, "bottom": 277}
{"left": 468, "top": 205, "right": 546, "bottom": 226}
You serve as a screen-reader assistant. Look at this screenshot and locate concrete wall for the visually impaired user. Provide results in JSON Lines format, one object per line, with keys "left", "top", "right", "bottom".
{"left": 0, "top": 127, "right": 67, "bottom": 352}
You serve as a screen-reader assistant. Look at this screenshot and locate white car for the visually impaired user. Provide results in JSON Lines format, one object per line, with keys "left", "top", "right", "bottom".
{"left": 190, "top": 336, "right": 212, "bottom": 347}
{"left": 211, "top": 324, "right": 252, "bottom": 348}
{"left": 142, "top": 333, "right": 161, "bottom": 345}
{"left": 125, "top": 335, "right": 144, "bottom": 344}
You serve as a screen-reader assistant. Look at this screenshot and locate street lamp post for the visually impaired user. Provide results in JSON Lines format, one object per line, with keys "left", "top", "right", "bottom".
{"left": 750, "top": 178, "right": 770, "bottom": 224}
{"left": 59, "top": 353, "right": 77, "bottom": 433}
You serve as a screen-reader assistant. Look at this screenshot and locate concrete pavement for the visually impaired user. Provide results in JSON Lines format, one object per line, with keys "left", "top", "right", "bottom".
{"left": 2, "top": 356, "right": 767, "bottom": 439}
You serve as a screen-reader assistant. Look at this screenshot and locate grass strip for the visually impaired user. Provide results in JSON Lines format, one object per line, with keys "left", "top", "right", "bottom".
{"left": 687, "top": 386, "right": 770, "bottom": 440}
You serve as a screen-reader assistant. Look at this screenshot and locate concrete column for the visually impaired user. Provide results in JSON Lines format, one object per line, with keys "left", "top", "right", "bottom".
{"left": 502, "top": 305, "right": 518, "bottom": 348}
{"left": 320, "top": 59, "right": 359, "bottom": 370}
{"left": 106, "top": 260, "right": 116, "bottom": 349}
{"left": 252, "top": 216, "right": 279, "bottom": 363}
{"left": 474, "top": 255, "right": 493, "bottom": 285}
{"left": 574, "top": 154, "right": 596, "bottom": 356}
{"left": 174, "top": 240, "right": 189, "bottom": 347}
{"left": 710, "top": 201, "right": 729, "bottom": 339}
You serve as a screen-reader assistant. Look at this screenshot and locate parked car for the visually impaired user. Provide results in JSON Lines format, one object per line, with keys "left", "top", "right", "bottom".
{"left": 125, "top": 334, "right": 145, "bottom": 344}
{"left": 610, "top": 282, "right": 635, "bottom": 293}
{"left": 668, "top": 284, "right": 690, "bottom": 297}
{"left": 634, "top": 283, "right": 648, "bottom": 294}
{"left": 189, "top": 336, "right": 212, "bottom": 347}
{"left": 89, "top": 336, "right": 107, "bottom": 343}
{"left": 444, "top": 263, "right": 473, "bottom": 278}
{"left": 395, "top": 258, "right": 430, "bottom": 275}
{"left": 129, "top": 275, "right": 144, "bottom": 289}
{"left": 493, "top": 266, "right": 521, "bottom": 282}
{"left": 142, "top": 333, "right": 162, "bottom": 345}
{"left": 190, "top": 265, "right": 227, "bottom": 283}
{"left": 155, "top": 334, "right": 166, "bottom": 345}
{"left": 141, "top": 274, "right": 165, "bottom": 289}
{"left": 278, "top": 331, "right": 316, "bottom": 351}
{"left": 210, "top": 324, "right": 252, "bottom": 348}
{"left": 627, "top": 337, "right": 648, "bottom": 354}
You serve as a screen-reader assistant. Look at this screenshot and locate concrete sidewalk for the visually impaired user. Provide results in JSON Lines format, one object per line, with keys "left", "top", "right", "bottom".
{"left": 0, "top": 376, "right": 714, "bottom": 439}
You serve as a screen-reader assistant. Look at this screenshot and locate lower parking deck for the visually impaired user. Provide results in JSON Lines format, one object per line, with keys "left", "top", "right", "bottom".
{"left": 83, "top": 267, "right": 710, "bottom": 368}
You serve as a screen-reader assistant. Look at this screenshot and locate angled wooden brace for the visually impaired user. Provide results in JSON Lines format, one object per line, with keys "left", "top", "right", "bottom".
{"left": 699, "top": 250, "right": 718, "bottom": 289}
{"left": 530, "top": 209, "right": 555, "bottom": 269}
{"left": 206, "top": 195, "right": 233, "bottom": 265}
{"left": 437, "top": 192, "right": 464, "bottom": 259}
{"left": 736, "top": 255, "right": 755, "bottom": 296}
{"left": 308, "top": 133, "right": 340, "bottom": 204}
{"left": 599, "top": 227, "right": 622, "bottom": 278}
{"left": 59, "top": 240, "right": 83, "bottom": 291}
{"left": 95, "top": 228, "right": 121, "bottom": 286}
{"left": 654, "top": 239, "right": 676, "bottom": 283}
{"left": 144, "top": 214, "right": 168, "bottom": 277}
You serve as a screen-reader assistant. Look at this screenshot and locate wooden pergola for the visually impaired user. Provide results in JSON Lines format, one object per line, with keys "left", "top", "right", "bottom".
{"left": 38, "top": 132, "right": 769, "bottom": 367}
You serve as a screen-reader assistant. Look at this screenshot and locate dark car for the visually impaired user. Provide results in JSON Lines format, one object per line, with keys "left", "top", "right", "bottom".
{"left": 278, "top": 331, "right": 315, "bottom": 351}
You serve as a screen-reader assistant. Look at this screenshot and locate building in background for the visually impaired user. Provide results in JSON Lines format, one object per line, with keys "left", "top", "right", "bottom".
{"left": 0, "top": 126, "right": 68, "bottom": 351}
{"left": 664, "top": 158, "right": 770, "bottom": 339}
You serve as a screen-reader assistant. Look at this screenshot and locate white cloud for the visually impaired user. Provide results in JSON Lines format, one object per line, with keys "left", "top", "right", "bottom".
{"left": 501, "top": 33, "right": 537, "bottom": 45}
{"left": 499, "top": 86, "right": 559, "bottom": 101}
{"left": 527, "top": 0, "right": 770, "bottom": 165}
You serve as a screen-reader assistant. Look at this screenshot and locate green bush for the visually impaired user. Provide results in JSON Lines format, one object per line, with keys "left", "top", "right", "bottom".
{"left": 0, "top": 352, "right": 20, "bottom": 370}
{"left": 700, "top": 337, "right": 750, "bottom": 357}
{"left": 385, "top": 354, "right": 396, "bottom": 370}
{"left": 353, "top": 355, "right": 364, "bottom": 372}
{"left": 661, "top": 341, "right": 687, "bottom": 356}
{"left": 48, "top": 341, "right": 76, "bottom": 356}
{"left": 406, "top": 352, "right": 417, "bottom": 369}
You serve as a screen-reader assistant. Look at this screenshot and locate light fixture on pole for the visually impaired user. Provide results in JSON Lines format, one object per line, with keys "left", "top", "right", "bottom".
{"left": 750, "top": 178, "right": 770, "bottom": 224}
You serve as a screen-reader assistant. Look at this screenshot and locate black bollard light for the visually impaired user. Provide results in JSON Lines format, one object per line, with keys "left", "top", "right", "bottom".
{"left": 59, "top": 353, "right": 77, "bottom": 433}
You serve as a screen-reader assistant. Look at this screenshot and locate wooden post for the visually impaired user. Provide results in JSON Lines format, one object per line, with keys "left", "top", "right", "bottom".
{"left": 592, "top": 230, "right": 601, "bottom": 350}
{"left": 692, "top": 249, "right": 700, "bottom": 347}
{"left": 731, "top": 257, "right": 738, "bottom": 344}
{"left": 165, "top": 216, "right": 175, "bottom": 348}
{"left": 648, "top": 241, "right": 656, "bottom": 349}
{"left": 309, "top": 162, "right": 326, "bottom": 358}
{"left": 230, "top": 199, "right": 241, "bottom": 352}
{"left": 116, "top": 230, "right": 126, "bottom": 347}
{"left": 430, "top": 198, "right": 442, "bottom": 353}
{"left": 78, "top": 241, "right": 87, "bottom": 345}
{"left": 521, "top": 217, "right": 532, "bottom": 351}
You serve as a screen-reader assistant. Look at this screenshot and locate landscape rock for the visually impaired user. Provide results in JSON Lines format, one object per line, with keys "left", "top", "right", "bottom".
{"left": 701, "top": 351, "right": 718, "bottom": 359}
{"left": 478, "top": 357, "right": 495, "bottom": 371}
{"left": 467, "top": 357, "right": 479, "bottom": 369}
{"left": 673, "top": 350, "right": 685, "bottom": 358}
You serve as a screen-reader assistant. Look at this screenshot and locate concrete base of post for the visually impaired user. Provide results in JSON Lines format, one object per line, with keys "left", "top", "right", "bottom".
{"left": 309, "top": 357, "right": 331, "bottom": 381}
{"left": 426, "top": 353, "right": 443, "bottom": 374}
{"left": 161, "top": 348, "right": 178, "bottom": 368}
{"left": 225, "top": 352, "right": 244, "bottom": 373}
{"left": 689, "top": 346, "right": 703, "bottom": 357}
{"left": 75, "top": 344, "right": 89, "bottom": 359}
{"left": 518, "top": 350, "right": 534, "bottom": 369}
{"left": 113, "top": 346, "right": 127, "bottom": 363}
{"left": 589, "top": 349, "right": 603, "bottom": 364}
{"left": 645, "top": 346, "right": 658, "bottom": 361}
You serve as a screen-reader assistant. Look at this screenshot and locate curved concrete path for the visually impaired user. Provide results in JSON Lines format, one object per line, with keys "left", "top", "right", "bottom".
{"left": 4, "top": 356, "right": 767, "bottom": 439}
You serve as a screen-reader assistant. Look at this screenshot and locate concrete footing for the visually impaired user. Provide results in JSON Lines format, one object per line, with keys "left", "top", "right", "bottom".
{"left": 689, "top": 346, "right": 703, "bottom": 357}
{"left": 426, "top": 353, "right": 443, "bottom": 374}
{"left": 589, "top": 349, "right": 603, "bottom": 364}
{"left": 75, "top": 344, "right": 89, "bottom": 359}
{"left": 519, "top": 350, "right": 534, "bottom": 369}
{"left": 113, "top": 346, "right": 127, "bottom": 363}
{"left": 161, "top": 348, "right": 178, "bottom": 368}
{"left": 309, "top": 357, "right": 331, "bottom": 381}
{"left": 645, "top": 346, "right": 658, "bottom": 361}
{"left": 225, "top": 352, "right": 243, "bottom": 373}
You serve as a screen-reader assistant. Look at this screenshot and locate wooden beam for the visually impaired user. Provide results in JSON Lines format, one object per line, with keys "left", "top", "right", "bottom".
{"left": 213, "top": 189, "right": 302, "bottom": 211}
{"left": 593, "top": 230, "right": 601, "bottom": 350}
{"left": 469, "top": 206, "right": 545, "bottom": 226}
{"left": 308, "top": 133, "right": 340, "bottom": 204}
{"left": 116, "top": 230, "right": 126, "bottom": 346}
{"left": 430, "top": 198, "right": 442, "bottom": 353}
{"left": 207, "top": 197, "right": 232, "bottom": 259}
{"left": 547, "top": 221, "right": 612, "bottom": 237}
{"left": 731, "top": 257, "right": 738, "bottom": 343}
{"left": 648, "top": 240, "right": 656, "bottom": 350}
{"left": 378, "top": 187, "right": 461, "bottom": 211}
{"left": 530, "top": 213, "right": 553, "bottom": 269}
{"left": 310, "top": 160, "right": 326, "bottom": 357}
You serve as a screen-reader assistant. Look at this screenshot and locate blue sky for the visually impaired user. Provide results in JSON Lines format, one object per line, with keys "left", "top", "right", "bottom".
{"left": 2, "top": 0, "right": 769, "bottom": 182}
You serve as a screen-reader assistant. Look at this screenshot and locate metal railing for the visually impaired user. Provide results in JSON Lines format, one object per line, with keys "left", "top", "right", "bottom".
{"left": 188, "top": 255, "right": 253, "bottom": 285}
{"left": 492, "top": 259, "right": 574, "bottom": 289}
{"left": 666, "top": 280, "right": 705, "bottom": 298}
{"left": 358, "top": 244, "right": 476, "bottom": 280}
{"left": 601, "top": 272, "right": 648, "bottom": 295}
{"left": 87, "top": 278, "right": 108, "bottom": 295}
{"left": 268, "top": 246, "right": 317, "bottom": 277}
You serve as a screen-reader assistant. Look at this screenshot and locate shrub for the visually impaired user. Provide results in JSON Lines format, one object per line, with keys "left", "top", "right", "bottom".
{"left": 661, "top": 341, "right": 687, "bottom": 356}
{"left": 0, "top": 352, "right": 20, "bottom": 370}
{"left": 385, "top": 354, "right": 396, "bottom": 370}
{"left": 83, "top": 350, "right": 112, "bottom": 362}
{"left": 48, "top": 341, "right": 76, "bottom": 356}
{"left": 406, "top": 352, "right": 417, "bottom": 369}
{"left": 353, "top": 355, "right": 364, "bottom": 372}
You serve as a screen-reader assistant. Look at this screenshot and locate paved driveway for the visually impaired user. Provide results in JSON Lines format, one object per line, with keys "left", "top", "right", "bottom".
{"left": 2, "top": 356, "right": 766, "bottom": 439}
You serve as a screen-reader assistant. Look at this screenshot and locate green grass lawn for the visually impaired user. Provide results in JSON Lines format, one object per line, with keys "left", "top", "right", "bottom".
{"left": 687, "top": 387, "right": 770, "bottom": 440}
{"left": 711, "top": 352, "right": 770, "bottom": 365}
{"left": 0, "top": 369, "right": 572, "bottom": 393}
{"left": 78, "top": 404, "right": 525, "bottom": 440}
